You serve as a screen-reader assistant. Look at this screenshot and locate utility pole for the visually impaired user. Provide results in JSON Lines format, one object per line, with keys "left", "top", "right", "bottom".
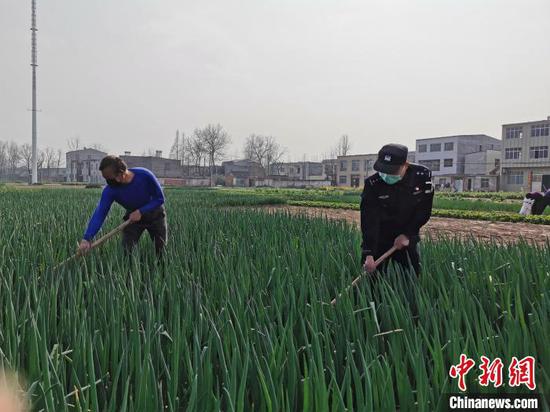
{"left": 30, "top": 0, "right": 38, "bottom": 184}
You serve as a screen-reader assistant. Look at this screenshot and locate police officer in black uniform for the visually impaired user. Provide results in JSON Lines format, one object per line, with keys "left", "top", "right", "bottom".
{"left": 361, "top": 144, "right": 434, "bottom": 276}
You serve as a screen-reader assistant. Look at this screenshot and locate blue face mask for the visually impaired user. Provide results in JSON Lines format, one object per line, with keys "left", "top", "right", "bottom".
{"left": 379, "top": 172, "right": 402, "bottom": 185}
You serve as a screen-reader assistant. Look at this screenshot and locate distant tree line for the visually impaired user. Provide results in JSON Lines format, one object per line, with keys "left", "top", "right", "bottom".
{"left": 0, "top": 140, "right": 64, "bottom": 182}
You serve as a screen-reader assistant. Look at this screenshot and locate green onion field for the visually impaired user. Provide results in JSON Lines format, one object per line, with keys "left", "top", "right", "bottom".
{"left": 0, "top": 187, "right": 548, "bottom": 411}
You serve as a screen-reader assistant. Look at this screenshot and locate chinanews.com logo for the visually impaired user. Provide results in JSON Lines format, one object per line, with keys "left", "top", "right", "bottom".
{"left": 446, "top": 354, "right": 541, "bottom": 411}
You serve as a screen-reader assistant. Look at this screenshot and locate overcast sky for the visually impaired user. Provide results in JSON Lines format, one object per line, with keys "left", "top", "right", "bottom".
{"left": 1, "top": 0, "right": 549, "bottom": 161}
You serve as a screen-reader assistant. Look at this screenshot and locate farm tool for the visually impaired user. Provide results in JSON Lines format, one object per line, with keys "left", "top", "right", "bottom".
{"left": 330, "top": 245, "right": 397, "bottom": 305}
{"left": 53, "top": 220, "right": 133, "bottom": 269}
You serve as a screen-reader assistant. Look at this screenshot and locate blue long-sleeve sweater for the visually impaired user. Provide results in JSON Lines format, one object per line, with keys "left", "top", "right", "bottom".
{"left": 83, "top": 167, "right": 165, "bottom": 241}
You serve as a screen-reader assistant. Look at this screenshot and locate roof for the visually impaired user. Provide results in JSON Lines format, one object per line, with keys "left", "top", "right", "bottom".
{"left": 336, "top": 153, "right": 378, "bottom": 159}
{"left": 222, "top": 159, "right": 262, "bottom": 166}
{"left": 502, "top": 117, "right": 550, "bottom": 127}
{"left": 416, "top": 134, "right": 499, "bottom": 142}
{"left": 66, "top": 148, "right": 107, "bottom": 155}
{"left": 121, "top": 155, "right": 179, "bottom": 162}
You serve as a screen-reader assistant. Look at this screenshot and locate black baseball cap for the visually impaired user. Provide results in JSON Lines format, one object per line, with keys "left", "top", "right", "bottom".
{"left": 373, "top": 144, "right": 408, "bottom": 174}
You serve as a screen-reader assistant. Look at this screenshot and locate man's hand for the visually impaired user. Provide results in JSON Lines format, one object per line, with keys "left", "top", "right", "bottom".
{"left": 363, "top": 255, "right": 376, "bottom": 273}
{"left": 77, "top": 239, "right": 91, "bottom": 255}
{"left": 129, "top": 210, "right": 142, "bottom": 222}
{"left": 394, "top": 234, "right": 410, "bottom": 250}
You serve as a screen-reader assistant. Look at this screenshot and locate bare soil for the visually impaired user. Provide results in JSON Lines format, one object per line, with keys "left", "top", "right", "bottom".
{"left": 255, "top": 205, "right": 550, "bottom": 246}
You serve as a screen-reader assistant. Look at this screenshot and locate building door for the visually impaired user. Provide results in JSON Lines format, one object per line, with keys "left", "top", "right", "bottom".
{"left": 351, "top": 175, "right": 361, "bottom": 188}
{"left": 542, "top": 175, "right": 550, "bottom": 191}
{"left": 467, "top": 178, "right": 472, "bottom": 191}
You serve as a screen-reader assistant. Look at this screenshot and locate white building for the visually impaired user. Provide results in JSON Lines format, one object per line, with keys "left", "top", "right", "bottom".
{"left": 336, "top": 151, "right": 415, "bottom": 187}
{"left": 463, "top": 150, "right": 501, "bottom": 191}
{"left": 415, "top": 135, "right": 501, "bottom": 190}
{"left": 501, "top": 116, "right": 550, "bottom": 192}
{"left": 270, "top": 161, "right": 327, "bottom": 181}
{"left": 66, "top": 148, "right": 107, "bottom": 183}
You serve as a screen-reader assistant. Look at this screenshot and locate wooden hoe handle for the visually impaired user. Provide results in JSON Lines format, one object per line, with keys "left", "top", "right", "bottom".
{"left": 53, "top": 220, "right": 133, "bottom": 270}
{"left": 330, "top": 246, "right": 398, "bottom": 305}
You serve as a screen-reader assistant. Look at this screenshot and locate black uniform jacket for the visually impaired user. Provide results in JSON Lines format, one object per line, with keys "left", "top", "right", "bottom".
{"left": 360, "top": 163, "right": 434, "bottom": 256}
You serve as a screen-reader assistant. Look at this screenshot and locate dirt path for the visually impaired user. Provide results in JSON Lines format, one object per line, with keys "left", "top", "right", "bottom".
{"left": 255, "top": 205, "right": 550, "bottom": 246}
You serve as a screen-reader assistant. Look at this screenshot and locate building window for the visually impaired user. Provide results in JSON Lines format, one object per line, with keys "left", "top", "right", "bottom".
{"left": 418, "top": 144, "right": 427, "bottom": 153}
{"left": 351, "top": 160, "right": 360, "bottom": 171}
{"left": 504, "top": 129, "right": 518, "bottom": 140}
{"left": 444, "top": 159, "right": 453, "bottom": 167}
{"left": 504, "top": 148, "right": 521, "bottom": 160}
{"left": 339, "top": 175, "right": 347, "bottom": 184}
{"left": 340, "top": 161, "right": 347, "bottom": 171}
{"left": 529, "top": 146, "right": 549, "bottom": 159}
{"left": 506, "top": 171, "right": 524, "bottom": 185}
{"left": 430, "top": 143, "right": 441, "bottom": 152}
{"left": 531, "top": 124, "right": 549, "bottom": 137}
{"left": 419, "top": 159, "right": 440, "bottom": 172}
{"left": 480, "top": 178, "right": 490, "bottom": 189}
{"left": 506, "top": 127, "right": 523, "bottom": 139}
{"left": 363, "top": 160, "right": 368, "bottom": 171}
{"left": 309, "top": 164, "right": 322, "bottom": 176}
{"left": 495, "top": 159, "right": 500, "bottom": 168}
{"left": 444, "top": 142, "right": 454, "bottom": 151}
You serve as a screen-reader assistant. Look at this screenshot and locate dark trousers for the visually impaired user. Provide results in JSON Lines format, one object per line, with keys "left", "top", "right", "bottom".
{"left": 362, "top": 238, "right": 421, "bottom": 276}
{"left": 122, "top": 206, "right": 167, "bottom": 257}
{"left": 532, "top": 197, "right": 550, "bottom": 215}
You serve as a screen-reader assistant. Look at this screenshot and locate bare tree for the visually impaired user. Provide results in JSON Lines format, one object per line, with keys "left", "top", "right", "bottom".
{"left": 142, "top": 147, "right": 156, "bottom": 156}
{"left": 56, "top": 149, "right": 64, "bottom": 169}
{"left": 0, "top": 141, "right": 7, "bottom": 178}
{"left": 186, "top": 133, "right": 206, "bottom": 176}
{"left": 44, "top": 147, "right": 56, "bottom": 176}
{"left": 67, "top": 137, "right": 81, "bottom": 151}
{"left": 37, "top": 149, "right": 45, "bottom": 170}
{"left": 190, "top": 128, "right": 205, "bottom": 177}
{"left": 89, "top": 143, "right": 107, "bottom": 152}
{"left": 20, "top": 143, "right": 33, "bottom": 181}
{"left": 336, "top": 134, "right": 352, "bottom": 156}
{"left": 244, "top": 134, "right": 285, "bottom": 175}
{"left": 37, "top": 149, "right": 46, "bottom": 181}
{"left": 198, "top": 124, "right": 230, "bottom": 186}
{"left": 7, "top": 142, "right": 20, "bottom": 177}
{"left": 264, "top": 137, "right": 285, "bottom": 175}
{"left": 169, "top": 130, "right": 186, "bottom": 163}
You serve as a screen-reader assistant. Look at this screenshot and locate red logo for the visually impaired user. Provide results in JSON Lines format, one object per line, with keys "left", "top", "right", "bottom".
{"left": 449, "top": 354, "right": 476, "bottom": 391}
{"left": 450, "top": 355, "right": 536, "bottom": 391}
{"left": 509, "top": 356, "right": 536, "bottom": 390}
{"left": 478, "top": 356, "right": 504, "bottom": 388}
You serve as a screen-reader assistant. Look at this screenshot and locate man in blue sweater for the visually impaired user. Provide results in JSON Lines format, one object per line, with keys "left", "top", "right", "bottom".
{"left": 78, "top": 155, "right": 167, "bottom": 257}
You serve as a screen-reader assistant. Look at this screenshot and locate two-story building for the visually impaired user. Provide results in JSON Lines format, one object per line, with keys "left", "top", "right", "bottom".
{"left": 336, "top": 154, "right": 378, "bottom": 187}
{"left": 501, "top": 116, "right": 550, "bottom": 192}
{"left": 415, "top": 135, "right": 501, "bottom": 190}
{"left": 336, "top": 151, "right": 415, "bottom": 187}
{"left": 321, "top": 158, "right": 338, "bottom": 186}
{"left": 121, "top": 153, "right": 183, "bottom": 179}
{"left": 65, "top": 148, "right": 107, "bottom": 183}
{"left": 463, "top": 150, "right": 501, "bottom": 191}
{"left": 222, "top": 159, "right": 265, "bottom": 187}
{"left": 270, "top": 161, "right": 326, "bottom": 180}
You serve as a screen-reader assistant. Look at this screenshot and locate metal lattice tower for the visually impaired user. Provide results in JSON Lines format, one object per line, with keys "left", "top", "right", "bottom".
{"left": 31, "top": 0, "right": 38, "bottom": 184}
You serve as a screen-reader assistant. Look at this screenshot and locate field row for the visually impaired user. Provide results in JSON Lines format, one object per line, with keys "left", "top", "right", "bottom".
{"left": 164, "top": 187, "right": 550, "bottom": 225}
